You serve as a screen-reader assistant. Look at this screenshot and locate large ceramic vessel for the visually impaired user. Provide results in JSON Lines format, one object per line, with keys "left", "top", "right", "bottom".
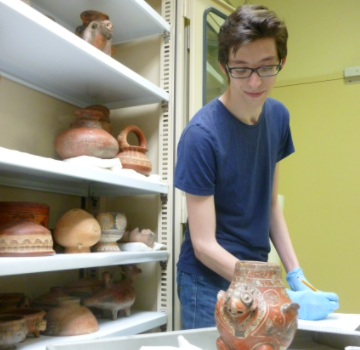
{"left": 54, "top": 108, "right": 119, "bottom": 160}
{"left": 42, "top": 297, "right": 98, "bottom": 336}
{"left": 215, "top": 261, "right": 299, "bottom": 350}
{"left": 0, "top": 315, "right": 28, "bottom": 350}
{"left": 116, "top": 125, "right": 152, "bottom": 176}
{"left": 53, "top": 209, "right": 101, "bottom": 253}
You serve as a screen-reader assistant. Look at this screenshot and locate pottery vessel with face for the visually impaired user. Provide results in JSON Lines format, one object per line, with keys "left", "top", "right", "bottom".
{"left": 215, "top": 261, "right": 299, "bottom": 350}
{"left": 0, "top": 293, "right": 30, "bottom": 311}
{"left": 31, "top": 287, "right": 69, "bottom": 311}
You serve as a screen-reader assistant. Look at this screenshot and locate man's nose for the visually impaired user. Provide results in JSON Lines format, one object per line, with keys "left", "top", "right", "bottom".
{"left": 248, "top": 70, "right": 262, "bottom": 87}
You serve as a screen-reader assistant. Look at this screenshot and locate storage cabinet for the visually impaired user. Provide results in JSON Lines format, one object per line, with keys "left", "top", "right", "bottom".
{"left": 0, "top": 0, "right": 173, "bottom": 348}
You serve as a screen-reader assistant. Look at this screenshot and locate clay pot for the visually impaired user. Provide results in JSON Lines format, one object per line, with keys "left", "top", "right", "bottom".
{"left": 54, "top": 108, "right": 119, "bottom": 160}
{"left": 116, "top": 125, "right": 152, "bottom": 176}
{"left": 42, "top": 297, "right": 98, "bottom": 336}
{"left": 0, "top": 293, "right": 30, "bottom": 311}
{"left": 0, "top": 315, "right": 28, "bottom": 349}
{"left": 0, "top": 202, "right": 49, "bottom": 228}
{"left": 82, "top": 265, "right": 141, "bottom": 320}
{"left": 215, "top": 261, "right": 299, "bottom": 350}
{"left": 85, "top": 105, "right": 112, "bottom": 134}
{"left": 92, "top": 212, "right": 127, "bottom": 252}
{"left": 53, "top": 209, "right": 101, "bottom": 253}
{"left": 0, "top": 221, "right": 55, "bottom": 257}
{"left": 31, "top": 287, "right": 68, "bottom": 311}
{"left": 0, "top": 309, "right": 46, "bottom": 338}
{"left": 75, "top": 10, "right": 114, "bottom": 56}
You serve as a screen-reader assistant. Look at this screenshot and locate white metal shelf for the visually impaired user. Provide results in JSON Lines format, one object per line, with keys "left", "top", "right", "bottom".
{"left": 0, "top": 0, "right": 169, "bottom": 109}
{"left": 30, "top": 0, "right": 171, "bottom": 45}
{"left": 16, "top": 311, "right": 167, "bottom": 350}
{"left": 0, "top": 251, "right": 168, "bottom": 276}
{"left": 0, "top": 148, "right": 168, "bottom": 197}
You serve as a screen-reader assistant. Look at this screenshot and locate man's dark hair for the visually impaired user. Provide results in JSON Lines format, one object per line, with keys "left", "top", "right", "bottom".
{"left": 218, "top": 5, "right": 288, "bottom": 66}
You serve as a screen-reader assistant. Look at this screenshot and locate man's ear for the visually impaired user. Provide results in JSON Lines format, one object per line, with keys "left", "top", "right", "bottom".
{"left": 220, "top": 63, "right": 227, "bottom": 75}
{"left": 281, "top": 56, "right": 287, "bottom": 68}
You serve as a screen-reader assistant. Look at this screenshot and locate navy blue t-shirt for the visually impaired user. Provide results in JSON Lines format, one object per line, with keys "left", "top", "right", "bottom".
{"left": 174, "top": 97, "right": 295, "bottom": 277}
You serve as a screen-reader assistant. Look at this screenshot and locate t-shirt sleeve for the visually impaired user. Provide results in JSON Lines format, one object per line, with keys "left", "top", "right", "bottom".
{"left": 277, "top": 110, "right": 295, "bottom": 162}
{"left": 174, "top": 125, "right": 216, "bottom": 196}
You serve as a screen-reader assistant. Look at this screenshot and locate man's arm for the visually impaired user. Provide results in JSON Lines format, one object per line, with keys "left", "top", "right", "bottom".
{"left": 186, "top": 193, "right": 238, "bottom": 281}
{"left": 269, "top": 163, "right": 300, "bottom": 273}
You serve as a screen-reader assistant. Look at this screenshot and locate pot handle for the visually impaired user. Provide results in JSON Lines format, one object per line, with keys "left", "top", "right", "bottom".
{"left": 118, "top": 125, "right": 147, "bottom": 150}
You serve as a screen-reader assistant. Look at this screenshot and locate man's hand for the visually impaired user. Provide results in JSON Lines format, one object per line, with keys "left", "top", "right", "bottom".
{"left": 286, "top": 267, "right": 315, "bottom": 291}
{"left": 287, "top": 289, "right": 339, "bottom": 320}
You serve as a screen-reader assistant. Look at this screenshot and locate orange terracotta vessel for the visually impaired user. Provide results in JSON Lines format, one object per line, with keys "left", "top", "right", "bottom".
{"left": 215, "top": 261, "right": 299, "bottom": 350}
{"left": 116, "top": 125, "right": 152, "bottom": 176}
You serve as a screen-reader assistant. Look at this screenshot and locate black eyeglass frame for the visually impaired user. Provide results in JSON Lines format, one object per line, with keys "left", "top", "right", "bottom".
{"left": 226, "top": 60, "right": 283, "bottom": 79}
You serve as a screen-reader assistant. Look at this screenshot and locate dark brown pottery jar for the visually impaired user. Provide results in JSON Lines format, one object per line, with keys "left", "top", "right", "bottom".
{"left": 42, "top": 297, "right": 98, "bottom": 336}
{"left": 31, "top": 287, "right": 68, "bottom": 311}
{"left": 116, "top": 125, "right": 152, "bottom": 176}
{"left": 75, "top": 10, "right": 114, "bottom": 56}
{"left": 215, "top": 261, "right": 299, "bottom": 350}
{"left": 54, "top": 108, "right": 119, "bottom": 160}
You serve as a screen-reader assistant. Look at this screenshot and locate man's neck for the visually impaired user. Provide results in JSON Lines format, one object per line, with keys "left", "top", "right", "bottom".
{"left": 219, "top": 90, "right": 263, "bottom": 125}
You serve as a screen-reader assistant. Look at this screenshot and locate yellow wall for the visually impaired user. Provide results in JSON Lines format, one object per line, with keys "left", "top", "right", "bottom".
{"left": 243, "top": 0, "right": 360, "bottom": 312}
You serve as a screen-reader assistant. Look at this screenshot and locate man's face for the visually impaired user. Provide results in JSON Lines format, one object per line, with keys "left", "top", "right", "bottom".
{"left": 222, "top": 37, "right": 283, "bottom": 111}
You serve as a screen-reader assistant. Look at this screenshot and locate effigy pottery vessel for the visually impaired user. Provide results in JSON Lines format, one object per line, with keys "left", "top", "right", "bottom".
{"left": 215, "top": 261, "right": 299, "bottom": 350}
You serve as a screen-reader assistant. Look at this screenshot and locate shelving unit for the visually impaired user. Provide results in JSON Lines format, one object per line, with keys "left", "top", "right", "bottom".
{"left": 0, "top": 0, "right": 172, "bottom": 347}
{"left": 0, "top": 0, "right": 170, "bottom": 109}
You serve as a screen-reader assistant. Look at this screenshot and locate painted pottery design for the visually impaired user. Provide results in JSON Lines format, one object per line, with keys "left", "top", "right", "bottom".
{"left": 116, "top": 125, "right": 152, "bottom": 176}
{"left": 53, "top": 209, "right": 101, "bottom": 253}
{"left": 215, "top": 261, "right": 299, "bottom": 350}
{"left": 75, "top": 10, "right": 114, "bottom": 56}
{"left": 0, "top": 293, "right": 30, "bottom": 311}
{"left": 0, "top": 309, "right": 46, "bottom": 338}
{"left": 0, "top": 315, "right": 27, "bottom": 350}
{"left": 42, "top": 297, "right": 98, "bottom": 336}
{"left": 82, "top": 264, "right": 142, "bottom": 320}
{"left": 54, "top": 108, "right": 119, "bottom": 160}
{"left": 0, "top": 202, "right": 49, "bottom": 228}
{"left": 93, "top": 212, "right": 127, "bottom": 252}
{"left": 0, "top": 221, "right": 55, "bottom": 257}
{"left": 31, "top": 287, "right": 68, "bottom": 311}
{"left": 119, "top": 227, "right": 156, "bottom": 248}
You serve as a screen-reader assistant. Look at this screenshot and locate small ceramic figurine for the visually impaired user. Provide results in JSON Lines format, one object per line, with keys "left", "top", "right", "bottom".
{"left": 82, "top": 264, "right": 142, "bottom": 320}
{"left": 75, "top": 10, "right": 114, "bottom": 56}
{"left": 215, "top": 261, "right": 299, "bottom": 350}
{"left": 119, "top": 227, "right": 156, "bottom": 248}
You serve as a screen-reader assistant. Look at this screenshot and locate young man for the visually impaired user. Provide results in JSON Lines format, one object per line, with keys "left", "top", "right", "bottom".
{"left": 174, "top": 5, "right": 339, "bottom": 329}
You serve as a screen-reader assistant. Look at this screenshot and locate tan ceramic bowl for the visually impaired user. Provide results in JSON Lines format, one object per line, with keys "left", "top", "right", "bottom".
{"left": 0, "top": 314, "right": 28, "bottom": 349}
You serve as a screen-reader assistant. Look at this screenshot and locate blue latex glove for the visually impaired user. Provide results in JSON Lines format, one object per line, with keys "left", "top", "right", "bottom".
{"left": 287, "top": 289, "right": 339, "bottom": 320}
{"left": 286, "top": 267, "right": 315, "bottom": 291}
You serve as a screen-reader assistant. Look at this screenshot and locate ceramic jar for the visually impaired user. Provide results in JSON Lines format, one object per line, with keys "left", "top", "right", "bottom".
{"left": 0, "top": 202, "right": 49, "bottom": 228}
{"left": 75, "top": 10, "right": 114, "bottom": 56}
{"left": 215, "top": 261, "right": 299, "bottom": 350}
{"left": 82, "top": 265, "right": 141, "bottom": 320}
{"left": 42, "top": 297, "right": 98, "bottom": 336}
{"left": 116, "top": 125, "right": 152, "bottom": 176}
{"left": 53, "top": 209, "right": 101, "bottom": 253}
{"left": 0, "top": 221, "right": 55, "bottom": 257}
{"left": 0, "top": 308, "right": 46, "bottom": 338}
{"left": 93, "top": 212, "right": 127, "bottom": 252}
{"left": 0, "top": 315, "right": 28, "bottom": 350}
{"left": 85, "top": 105, "right": 112, "bottom": 134}
{"left": 54, "top": 108, "right": 119, "bottom": 160}
{"left": 64, "top": 278, "right": 103, "bottom": 300}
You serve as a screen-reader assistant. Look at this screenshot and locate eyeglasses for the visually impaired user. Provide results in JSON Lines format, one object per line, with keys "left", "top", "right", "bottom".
{"left": 226, "top": 61, "right": 282, "bottom": 79}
